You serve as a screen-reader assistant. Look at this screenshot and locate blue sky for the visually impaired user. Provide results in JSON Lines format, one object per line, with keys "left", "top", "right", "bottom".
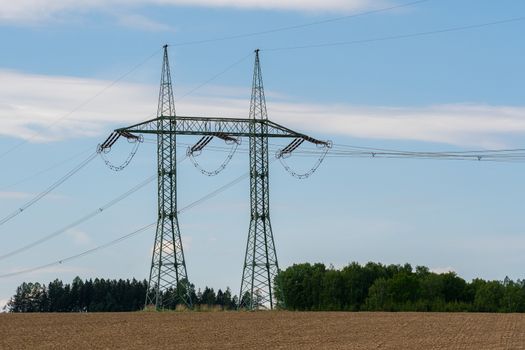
{"left": 1, "top": 0, "right": 525, "bottom": 308}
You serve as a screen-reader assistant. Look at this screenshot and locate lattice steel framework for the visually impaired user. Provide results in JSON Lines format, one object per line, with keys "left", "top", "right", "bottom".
{"left": 145, "top": 45, "right": 191, "bottom": 309}
{"left": 238, "top": 49, "right": 278, "bottom": 309}
{"left": 115, "top": 46, "right": 329, "bottom": 310}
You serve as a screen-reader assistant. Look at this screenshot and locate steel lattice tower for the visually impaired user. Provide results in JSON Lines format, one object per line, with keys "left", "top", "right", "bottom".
{"left": 146, "top": 45, "right": 191, "bottom": 309}
{"left": 239, "top": 50, "right": 279, "bottom": 310}
{"left": 107, "top": 46, "right": 330, "bottom": 311}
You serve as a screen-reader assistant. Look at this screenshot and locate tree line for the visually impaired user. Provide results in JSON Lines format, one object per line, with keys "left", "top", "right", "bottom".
{"left": 7, "top": 262, "right": 525, "bottom": 312}
{"left": 6, "top": 277, "right": 238, "bottom": 312}
{"left": 274, "top": 262, "right": 525, "bottom": 312}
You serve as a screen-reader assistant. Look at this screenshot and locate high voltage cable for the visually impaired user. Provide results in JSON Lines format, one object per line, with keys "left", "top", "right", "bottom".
{"left": 146, "top": 138, "right": 525, "bottom": 163}
{"left": 3, "top": 145, "right": 521, "bottom": 277}
{"left": 291, "top": 148, "right": 525, "bottom": 163}
{"left": 0, "top": 48, "right": 162, "bottom": 161}
{"left": 0, "top": 156, "right": 187, "bottom": 260}
{"left": 263, "top": 16, "right": 525, "bottom": 51}
{"left": 0, "top": 169, "right": 253, "bottom": 279}
{"left": 117, "top": 51, "right": 254, "bottom": 128}
{"left": 0, "top": 174, "right": 156, "bottom": 262}
{"left": 327, "top": 143, "right": 525, "bottom": 161}
{"left": 330, "top": 143, "right": 525, "bottom": 153}
{"left": 168, "top": 0, "right": 431, "bottom": 47}
{"left": 0, "top": 222, "right": 157, "bottom": 279}
{"left": 177, "top": 53, "right": 253, "bottom": 101}
{"left": 0, "top": 152, "right": 98, "bottom": 227}
{"left": 143, "top": 136, "right": 525, "bottom": 160}
{"left": 0, "top": 146, "right": 94, "bottom": 191}
{"left": 178, "top": 172, "right": 249, "bottom": 214}
{"left": 0, "top": 49, "right": 247, "bottom": 193}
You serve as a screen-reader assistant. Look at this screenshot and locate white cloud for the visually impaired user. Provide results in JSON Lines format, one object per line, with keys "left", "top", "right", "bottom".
{"left": 0, "top": 298, "right": 9, "bottom": 312}
{"left": 66, "top": 228, "right": 92, "bottom": 246}
{"left": 152, "top": 0, "right": 389, "bottom": 12}
{"left": 0, "top": 69, "right": 156, "bottom": 142}
{"left": 430, "top": 266, "right": 455, "bottom": 274}
{"left": 115, "top": 13, "right": 176, "bottom": 32}
{"left": 0, "top": 0, "right": 390, "bottom": 24}
{"left": 178, "top": 96, "right": 525, "bottom": 148}
{"left": 0, "top": 191, "right": 33, "bottom": 199}
{"left": 0, "top": 0, "right": 101, "bottom": 23}
{"left": 266, "top": 102, "right": 525, "bottom": 148}
{"left": 147, "top": 235, "right": 192, "bottom": 255}
{"left": 2, "top": 69, "right": 525, "bottom": 148}
{"left": 182, "top": 235, "right": 192, "bottom": 251}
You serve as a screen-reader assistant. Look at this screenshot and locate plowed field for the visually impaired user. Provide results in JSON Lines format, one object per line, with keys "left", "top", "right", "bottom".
{"left": 1, "top": 312, "right": 525, "bottom": 349}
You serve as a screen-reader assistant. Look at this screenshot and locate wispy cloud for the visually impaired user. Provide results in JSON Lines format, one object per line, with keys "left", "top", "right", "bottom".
{"left": 0, "top": 69, "right": 155, "bottom": 142}
{"left": 0, "top": 298, "right": 9, "bottom": 312}
{"left": 0, "top": 191, "right": 33, "bottom": 199}
{"left": 265, "top": 102, "right": 525, "bottom": 148}
{"left": 0, "top": 0, "right": 391, "bottom": 25}
{"left": 115, "top": 13, "right": 176, "bottom": 33}
{"left": 430, "top": 266, "right": 455, "bottom": 274}
{"left": 2, "top": 69, "right": 525, "bottom": 148}
{"left": 66, "top": 228, "right": 92, "bottom": 246}
{"left": 151, "top": 0, "right": 391, "bottom": 12}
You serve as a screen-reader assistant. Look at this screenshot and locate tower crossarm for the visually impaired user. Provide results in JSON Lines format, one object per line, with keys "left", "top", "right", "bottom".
{"left": 115, "top": 116, "right": 329, "bottom": 146}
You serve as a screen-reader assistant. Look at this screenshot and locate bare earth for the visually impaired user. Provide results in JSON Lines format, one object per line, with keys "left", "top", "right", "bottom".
{"left": 1, "top": 312, "right": 525, "bottom": 349}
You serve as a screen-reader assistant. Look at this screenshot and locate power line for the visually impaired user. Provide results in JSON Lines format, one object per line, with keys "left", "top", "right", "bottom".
{"left": 0, "top": 48, "right": 162, "bottom": 161}
{"left": 0, "top": 152, "right": 98, "bottom": 227}
{"left": 122, "top": 50, "right": 253, "bottom": 126}
{"left": 0, "top": 169, "right": 252, "bottom": 279}
{"left": 263, "top": 16, "right": 525, "bottom": 51}
{"left": 0, "top": 49, "right": 248, "bottom": 196}
{"left": 177, "top": 52, "right": 253, "bottom": 101}
{"left": 155, "top": 139, "right": 525, "bottom": 163}
{"left": 0, "top": 156, "right": 187, "bottom": 260}
{"left": 168, "top": 0, "right": 431, "bottom": 48}
{"left": 302, "top": 144, "right": 525, "bottom": 162}
{"left": 0, "top": 146, "right": 94, "bottom": 191}
{"left": 0, "top": 222, "right": 157, "bottom": 279}
{"left": 0, "top": 174, "right": 156, "bottom": 262}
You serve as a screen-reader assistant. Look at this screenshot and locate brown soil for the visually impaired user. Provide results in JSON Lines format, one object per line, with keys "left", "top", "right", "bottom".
{"left": 1, "top": 312, "right": 525, "bottom": 349}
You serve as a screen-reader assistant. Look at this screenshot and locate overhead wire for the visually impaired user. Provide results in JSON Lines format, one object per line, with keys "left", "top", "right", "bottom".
{"left": 3, "top": 1, "right": 525, "bottom": 276}
{"left": 5, "top": 138, "right": 522, "bottom": 277}
{"left": 144, "top": 138, "right": 525, "bottom": 163}
{"left": 0, "top": 222, "right": 157, "bottom": 279}
{"left": 263, "top": 16, "right": 525, "bottom": 51}
{"left": 168, "top": 0, "right": 432, "bottom": 47}
{"left": 123, "top": 50, "right": 253, "bottom": 125}
{"left": 177, "top": 52, "right": 253, "bottom": 101}
{"left": 296, "top": 144, "right": 525, "bottom": 163}
{"left": 0, "top": 165, "right": 256, "bottom": 279}
{"left": 0, "top": 174, "right": 156, "bottom": 261}
{"left": 0, "top": 156, "right": 187, "bottom": 261}
{"left": 0, "top": 145, "right": 94, "bottom": 191}
{"left": 0, "top": 152, "right": 98, "bottom": 227}
{"left": 0, "top": 48, "right": 162, "bottom": 161}
{"left": 0, "top": 48, "right": 252, "bottom": 230}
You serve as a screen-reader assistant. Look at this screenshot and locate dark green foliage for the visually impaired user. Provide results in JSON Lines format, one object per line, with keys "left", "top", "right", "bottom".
{"left": 8, "top": 278, "right": 149, "bottom": 312}
{"left": 274, "top": 262, "right": 525, "bottom": 313}
{"left": 7, "top": 277, "right": 239, "bottom": 312}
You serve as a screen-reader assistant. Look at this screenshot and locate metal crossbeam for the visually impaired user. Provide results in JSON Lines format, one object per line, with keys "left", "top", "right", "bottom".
{"left": 117, "top": 116, "right": 329, "bottom": 145}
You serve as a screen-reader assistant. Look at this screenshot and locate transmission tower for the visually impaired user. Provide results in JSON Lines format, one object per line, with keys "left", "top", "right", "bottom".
{"left": 146, "top": 45, "right": 191, "bottom": 309}
{"left": 108, "top": 46, "right": 330, "bottom": 310}
{"left": 238, "top": 49, "right": 279, "bottom": 309}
